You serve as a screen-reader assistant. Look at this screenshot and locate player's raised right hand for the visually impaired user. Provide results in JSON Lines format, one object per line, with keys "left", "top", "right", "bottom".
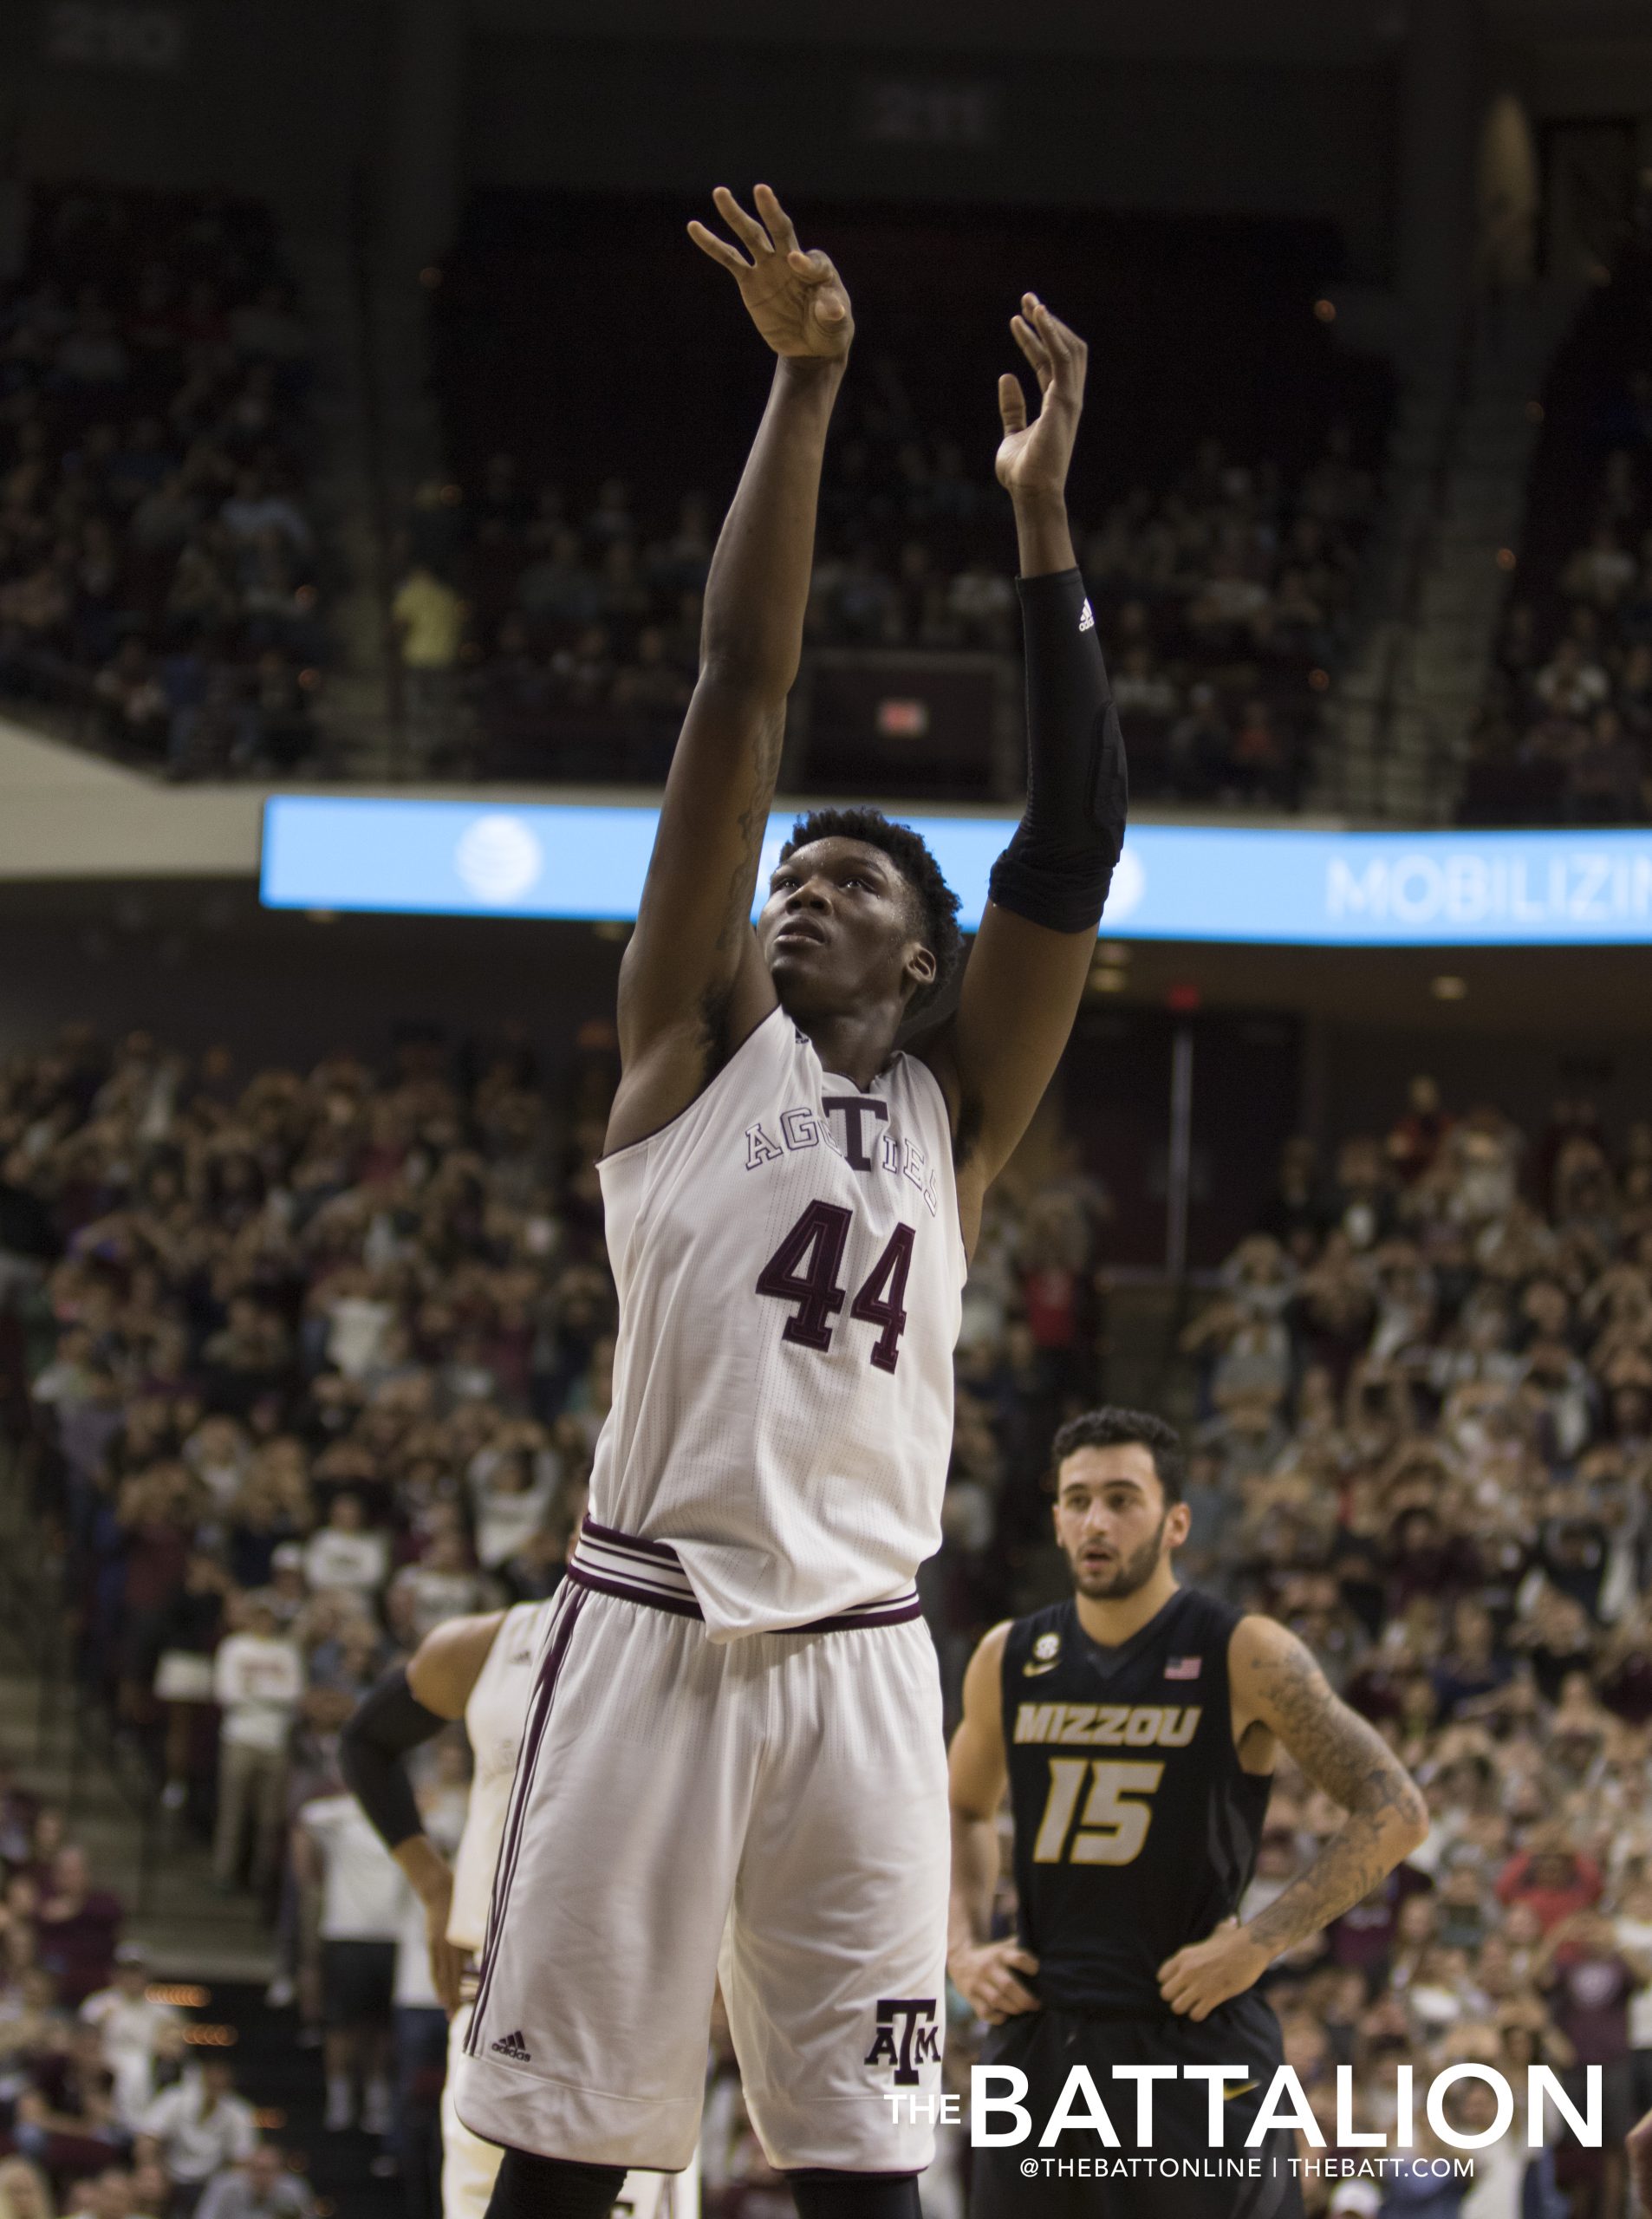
{"left": 996, "top": 296, "right": 1087, "bottom": 501}
{"left": 688, "top": 185, "right": 853, "bottom": 361}
{"left": 949, "top": 1939, "right": 1041, "bottom": 2026}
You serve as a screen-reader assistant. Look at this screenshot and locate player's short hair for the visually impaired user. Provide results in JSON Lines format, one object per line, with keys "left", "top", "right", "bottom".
{"left": 1048, "top": 1407, "right": 1187, "bottom": 1505}
{"left": 779, "top": 806, "right": 962, "bottom": 1016}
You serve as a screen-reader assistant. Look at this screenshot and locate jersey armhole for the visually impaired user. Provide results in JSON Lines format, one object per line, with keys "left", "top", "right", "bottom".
{"left": 901, "top": 1049, "right": 972, "bottom": 1279}
{"left": 597, "top": 1001, "right": 788, "bottom": 1168}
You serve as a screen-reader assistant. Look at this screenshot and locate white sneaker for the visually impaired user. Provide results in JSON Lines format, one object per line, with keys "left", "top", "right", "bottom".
{"left": 361, "top": 2079, "right": 392, "bottom": 2137}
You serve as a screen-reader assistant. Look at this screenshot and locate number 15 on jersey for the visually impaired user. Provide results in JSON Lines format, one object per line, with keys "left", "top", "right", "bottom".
{"left": 1032, "top": 1759, "right": 1164, "bottom": 1865}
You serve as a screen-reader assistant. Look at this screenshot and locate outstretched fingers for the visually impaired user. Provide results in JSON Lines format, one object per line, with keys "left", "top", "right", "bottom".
{"left": 752, "top": 184, "right": 799, "bottom": 257}
{"left": 1011, "top": 309, "right": 1052, "bottom": 392}
{"left": 686, "top": 218, "right": 751, "bottom": 275}
{"left": 712, "top": 185, "right": 774, "bottom": 258}
{"left": 1028, "top": 296, "right": 1088, "bottom": 392}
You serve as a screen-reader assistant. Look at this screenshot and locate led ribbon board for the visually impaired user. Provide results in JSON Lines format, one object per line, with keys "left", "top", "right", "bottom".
{"left": 260, "top": 799, "right": 1652, "bottom": 947}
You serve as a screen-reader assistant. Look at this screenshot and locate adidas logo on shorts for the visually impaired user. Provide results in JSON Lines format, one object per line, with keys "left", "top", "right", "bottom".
{"left": 491, "top": 2029, "right": 532, "bottom": 2061}
{"left": 1078, "top": 601, "right": 1095, "bottom": 632}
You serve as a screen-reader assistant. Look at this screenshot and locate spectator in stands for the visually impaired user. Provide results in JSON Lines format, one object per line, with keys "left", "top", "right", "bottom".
{"left": 34, "top": 1851, "right": 121, "bottom": 2008}
{"left": 389, "top": 563, "right": 465, "bottom": 765}
{"left": 300, "top": 1494, "right": 387, "bottom": 1601}
{"left": 195, "top": 2145, "right": 315, "bottom": 2219}
{"left": 0, "top": 2157, "right": 55, "bottom": 2219}
{"left": 139, "top": 2060, "right": 257, "bottom": 2213}
{"left": 294, "top": 1791, "right": 399, "bottom": 2139}
{"left": 79, "top": 1945, "right": 179, "bottom": 2127}
{"left": 211, "top": 1597, "right": 301, "bottom": 1897}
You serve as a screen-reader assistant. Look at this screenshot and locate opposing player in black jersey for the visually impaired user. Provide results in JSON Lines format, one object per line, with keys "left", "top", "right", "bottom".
{"left": 948, "top": 1408, "right": 1428, "bottom": 2217}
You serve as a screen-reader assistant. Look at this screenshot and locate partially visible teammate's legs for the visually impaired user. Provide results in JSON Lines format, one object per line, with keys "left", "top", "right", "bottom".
{"left": 720, "top": 1617, "right": 949, "bottom": 2177}
{"left": 444, "top": 2004, "right": 503, "bottom": 2216}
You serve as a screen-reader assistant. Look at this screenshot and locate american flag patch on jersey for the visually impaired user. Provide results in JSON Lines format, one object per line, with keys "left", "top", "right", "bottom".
{"left": 1164, "top": 1656, "right": 1202, "bottom": 1681}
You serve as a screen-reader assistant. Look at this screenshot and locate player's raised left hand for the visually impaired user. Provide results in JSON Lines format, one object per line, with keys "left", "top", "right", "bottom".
{"left": 688, "top": 185, "right": 853, "bottom": 361}
{"left": 1156, "top": 1919, "right": 1270, "bottom": 2022}
{"left": 995, "top": 296, "right": 1087, "bottom": 502}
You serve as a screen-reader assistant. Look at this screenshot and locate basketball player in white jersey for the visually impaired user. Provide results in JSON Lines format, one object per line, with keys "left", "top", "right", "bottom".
{"left": 341, "top": 1603, "right": 699, "bottom": 2219}
{"left": 454, "top": 185, "right": 1129, "bottom": 2219}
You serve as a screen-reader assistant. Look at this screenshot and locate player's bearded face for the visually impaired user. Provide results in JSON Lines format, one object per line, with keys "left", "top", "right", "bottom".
{"left": 1063, "top": 1509, "right": 1169, "bottom": 1598}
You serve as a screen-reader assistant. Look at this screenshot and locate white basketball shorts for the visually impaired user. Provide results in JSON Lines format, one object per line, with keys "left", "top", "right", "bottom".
{"left": 453, "top": 1525, "right": 948, "bottom": 2175}
{"left": 446, "top": 2001, "right": 699, "bottom": 2219}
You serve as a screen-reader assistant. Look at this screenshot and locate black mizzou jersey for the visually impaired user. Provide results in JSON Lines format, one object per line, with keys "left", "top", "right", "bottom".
{"left": 1001, "top": 1585, "right": 1271, "bottom": 2014}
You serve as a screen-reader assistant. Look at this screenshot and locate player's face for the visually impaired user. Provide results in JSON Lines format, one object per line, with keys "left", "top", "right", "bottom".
{"left": 1051, "top": 1444, "right": 1188, "bottom": 1599}
{"left": 758, "top": 839, "right": 934, "bottom": 1018}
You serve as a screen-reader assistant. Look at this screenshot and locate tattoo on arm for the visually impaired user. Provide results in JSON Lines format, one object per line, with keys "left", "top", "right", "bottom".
{"left": 1242, "top": 1631, "right": 1428, "bottom": 1959}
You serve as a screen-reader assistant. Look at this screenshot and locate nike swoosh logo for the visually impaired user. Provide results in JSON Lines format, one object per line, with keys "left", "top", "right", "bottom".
{"left": 1223, "top": 2081, "right": 1258, "bottom": 2099}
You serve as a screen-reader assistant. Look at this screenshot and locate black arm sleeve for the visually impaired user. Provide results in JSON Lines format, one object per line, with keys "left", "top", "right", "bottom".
{"left": 339, "top": 1666, "right": 447, "bottom": 1851}
{"left": 986, "top": 567, "right": 1128, "bottom": 934}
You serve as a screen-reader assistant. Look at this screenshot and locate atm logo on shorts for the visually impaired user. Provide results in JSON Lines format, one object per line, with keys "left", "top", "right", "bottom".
{"left": 865, "top": 1997, "right": 941, "bottom": 2086}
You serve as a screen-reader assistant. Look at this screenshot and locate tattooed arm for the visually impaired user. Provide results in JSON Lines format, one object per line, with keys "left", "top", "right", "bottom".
{"left": 1157, "top": 1616, "right": 1428, "bottom": 2021}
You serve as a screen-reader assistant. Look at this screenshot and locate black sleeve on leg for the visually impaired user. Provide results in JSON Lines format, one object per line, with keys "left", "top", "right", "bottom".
{"left": 787, "top": 2170, "right": 924, "bottom": 2219}
{"left": 339, "top": 1666, "right": 446, "bottom": 1851}
{"left": 484, "top": 2151, "right": 629, "bottom": 2218}
{"left": 987, "top": 566, "right": 1128, "bottom": 934}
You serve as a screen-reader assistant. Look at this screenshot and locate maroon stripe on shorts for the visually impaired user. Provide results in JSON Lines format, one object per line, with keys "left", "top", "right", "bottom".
{"left": 797, "top": 1596, "right": 926, "bottom": 1632}
{"left": 579, "top": 1516, "right": 680, "bottom": 1560}
{"left": 565, "top": 1563, "right": 705, "bottom": 1617}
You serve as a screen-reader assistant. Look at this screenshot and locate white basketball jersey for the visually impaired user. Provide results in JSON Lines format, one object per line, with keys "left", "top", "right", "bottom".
{"left": 447, "top": 1599, "right": 556, "bottom": 1951}
{"left": 593, "top": 1005, "right": 966, "bottom": 1639}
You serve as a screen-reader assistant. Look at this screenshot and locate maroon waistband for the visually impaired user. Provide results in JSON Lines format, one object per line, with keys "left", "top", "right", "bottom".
{"left": 567, "top": 1518, "right": 924, "bottom": 1634}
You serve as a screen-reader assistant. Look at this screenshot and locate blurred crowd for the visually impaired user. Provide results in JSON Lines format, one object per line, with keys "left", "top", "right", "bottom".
{"left": 1468, "top": 434, "right": 1652, "bottom": 826}
{"left": 0, "top": 1756, "right": 308, "bottom": 2217}
{"left": 0, "top": 183, "right": 1383, "bottom": 811}
{"left": 9, "top": 1021, "right": 1652, "bottom": 2215}
{"left": 0, "top": 186, "right": 325, "bottom": 778}
{"left": 400, "top": 404, "right": 1376, "bottom": 809}
{"left": 1464, "top": 243, "right": 1652, "bottom": 829}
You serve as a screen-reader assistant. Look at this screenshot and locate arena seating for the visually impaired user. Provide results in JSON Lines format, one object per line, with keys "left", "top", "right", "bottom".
{"left": 7, "top": 1022, "right": 1651, "bottom": 2212}
{"left": 1462, "top": 236, "right": 1652, "bottom": 827}
{"left": 0, "top": 185, "right": 326, "bottom": 778}
{"left": 416, "top": 196, "right": 1392, "bottom": 805}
